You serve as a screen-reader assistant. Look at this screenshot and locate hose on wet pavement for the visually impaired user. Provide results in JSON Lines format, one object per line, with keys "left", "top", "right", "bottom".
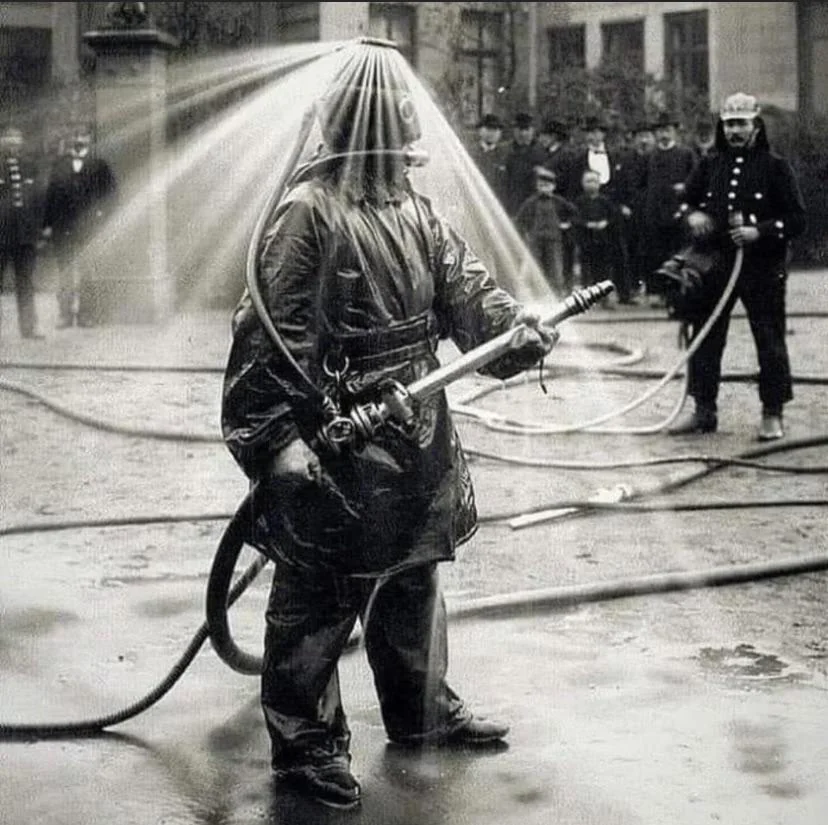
{"left": 3, "top": 260, "right": 828, "bottom": 735}
{"left": 3, "top": 430, "right": 828, "bottom": 738}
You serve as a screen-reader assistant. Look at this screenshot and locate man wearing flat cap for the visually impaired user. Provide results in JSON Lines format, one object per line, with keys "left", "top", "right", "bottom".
{"left": 670, "top": 92, "right": 806, "bottom": 441}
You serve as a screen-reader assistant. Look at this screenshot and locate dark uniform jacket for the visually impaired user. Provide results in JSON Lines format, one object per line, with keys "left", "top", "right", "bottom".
{"left": 222, "top": 167, "right": 542, "bottom": 578}
{"left": 0, "top": 152, "right": 45, "bottom": 247}
{"left": 682, "top": 120, "right": 806, "bottom": 268}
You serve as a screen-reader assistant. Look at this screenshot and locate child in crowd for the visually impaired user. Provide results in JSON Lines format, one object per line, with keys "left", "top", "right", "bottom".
{"left": 573, "top": 168, "right": 619, "bottom": 292}
{"left": 514, "top": 165, "right": 578, "bottom": 294}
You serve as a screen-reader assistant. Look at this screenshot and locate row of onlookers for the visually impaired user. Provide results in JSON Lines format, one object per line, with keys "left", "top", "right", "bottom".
{"left": 467, "top": 110, "right": 714, "bottom": 305}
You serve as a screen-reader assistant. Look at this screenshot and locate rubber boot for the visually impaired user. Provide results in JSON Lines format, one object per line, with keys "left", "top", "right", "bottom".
{"left": 668, "top": 403, "right": 718, "bottom": 435}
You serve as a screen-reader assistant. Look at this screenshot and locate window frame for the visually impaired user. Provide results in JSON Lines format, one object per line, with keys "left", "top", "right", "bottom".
{"left": 368, "top": 2, "right": 418, "bottom": 67}
{"left": 663, "top": 9, "right": 710, "bottom": 97}
{"left": 457, "top": 7, "right": 506, "bottom": 125}
{"left": 547, "top": 23, "right": 586, "bottom": 73}
{"left": 600, "top": 18, "right": 644, "bottom": 73}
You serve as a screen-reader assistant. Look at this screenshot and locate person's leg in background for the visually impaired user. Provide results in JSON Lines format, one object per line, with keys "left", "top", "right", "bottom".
{"left": 54, "top": 239, "right": 77, "bottom": 328}
{"left": 12, "top": 243, "right": 41, "bottom": 338}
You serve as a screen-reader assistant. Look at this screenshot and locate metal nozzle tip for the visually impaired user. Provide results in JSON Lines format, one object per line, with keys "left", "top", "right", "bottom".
{"left": 355, "top": 36, "right": 399, "bottom": 49}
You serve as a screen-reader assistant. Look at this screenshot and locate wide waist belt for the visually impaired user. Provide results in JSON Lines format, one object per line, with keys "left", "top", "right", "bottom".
{"left": 322, "top": 312, "right": 439, "bottom": 371}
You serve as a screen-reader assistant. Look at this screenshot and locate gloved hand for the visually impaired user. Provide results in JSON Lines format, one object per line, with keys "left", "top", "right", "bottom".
{"left": 266, "top": 437, "right": 362, "bottom": 523}
{"left": 268, "top": 437, "right": 322, "bottom": 483}
{"left": 511, "top": 308, "right": 560, "bottom": 357}
{"left": 687, "top": 210, "right": 714, "bottom": 239}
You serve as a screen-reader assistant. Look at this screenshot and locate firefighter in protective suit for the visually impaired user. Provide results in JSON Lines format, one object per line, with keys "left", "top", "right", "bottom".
{"left": 221, "top": 43, "right": 557, "bottom": 809}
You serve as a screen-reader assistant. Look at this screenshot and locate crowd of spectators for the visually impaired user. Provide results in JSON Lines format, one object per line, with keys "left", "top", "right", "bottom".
{"left": 466, "top": 109, "right": 717, "bottom": 306}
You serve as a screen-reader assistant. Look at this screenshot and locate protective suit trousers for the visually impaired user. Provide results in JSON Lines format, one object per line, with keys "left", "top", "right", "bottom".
{"left": 688, "top": 260, "right": 792, "bottom": 413}
{"left": 261, "top": 559, "right": 469, "bottom": 768}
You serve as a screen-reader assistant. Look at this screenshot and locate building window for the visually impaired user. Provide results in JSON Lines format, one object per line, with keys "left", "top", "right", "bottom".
{"left": 601, "top": 20, "right": 644, "bottom": 73}
{"left": 547, "top": 24, "right": 586, "bottom": 72}
{"left": 457, "top": 8, "right": 505, "bottom": 125}
{"left": 664, "top": 10, "right": 709, "bottom": 96}
{"left": 274, "top": 2, "right": 320, "bottom": 43}
{"left": 369, "top": 3, "right": 417, "bottom": 67}
{"left": 0, "top": 26, "right": 52, "bottom": 111}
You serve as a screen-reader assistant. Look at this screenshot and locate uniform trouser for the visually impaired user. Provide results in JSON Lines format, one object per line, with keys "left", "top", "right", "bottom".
{"left": 262, "top": 559, "right": 469, "bottom": 768}
{"left": 53, "top": 239, "right": 97, "bottom": 325}
{"left": 0, "top": 244, "right": 37, "bottom": 336}
{"left": 688, "top": 259, "right": 792, "bottom": 413}
{"left": 579, "top": 241, "right": 613, "bottom": 289}
{"left": 561, "top": 231, "right": 576, "bottom": 291}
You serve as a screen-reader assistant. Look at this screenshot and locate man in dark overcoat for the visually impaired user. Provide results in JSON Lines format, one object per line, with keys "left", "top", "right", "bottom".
{"left": 502, "top": 112, "right": 548, "bottom": 217}
{"left": 468, "top": 113, "right": 508, "bottom": 206}
{"left": 43, "top": 126, "right": 117, "bottom": 327}
{"left": 640, "top": 112, "right": 698, "bottom": 303}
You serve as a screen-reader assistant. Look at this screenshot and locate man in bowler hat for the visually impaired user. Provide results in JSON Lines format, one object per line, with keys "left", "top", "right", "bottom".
{"left": 469, "top": 113, "right": 508, "bottom": 206}
{"left": 503, "top": 112, "right": 547, "bottom": 217}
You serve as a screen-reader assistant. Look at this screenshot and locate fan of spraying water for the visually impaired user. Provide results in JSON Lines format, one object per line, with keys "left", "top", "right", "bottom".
{"left": 218, "top": 37, "right": 553, "bottom": 306}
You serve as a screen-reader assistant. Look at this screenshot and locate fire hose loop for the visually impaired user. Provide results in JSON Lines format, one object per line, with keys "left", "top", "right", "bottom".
{"left": 4, "top": 452, "right": 827, "bottom": 738}
{"left": 5, "top": 252, "right": 828, "bottom": 736}
{"left": 452, "top": 249, "right": 744, "bottom": 436}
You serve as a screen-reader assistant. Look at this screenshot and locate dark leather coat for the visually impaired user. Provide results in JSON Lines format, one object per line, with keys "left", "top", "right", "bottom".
{"left": 222, "top": 169, "right": 542, "bottom": 577}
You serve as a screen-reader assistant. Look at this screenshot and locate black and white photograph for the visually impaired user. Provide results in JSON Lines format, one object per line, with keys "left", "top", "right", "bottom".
{"left": 2, "top": 2, "right": 827, "bottom": 822}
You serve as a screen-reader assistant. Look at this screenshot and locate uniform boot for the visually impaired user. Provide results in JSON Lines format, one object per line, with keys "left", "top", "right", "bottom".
{"left": 668, "top": 403, "right": 717, "bottom": 435}
{"left": 758, "top": 408, "right": 784, "bottom": 441}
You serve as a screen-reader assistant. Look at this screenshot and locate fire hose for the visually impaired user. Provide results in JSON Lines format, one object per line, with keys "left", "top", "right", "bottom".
{"left": 2, "top": 246, "right": 827, "bottom": 736}
{"left": 452, "top": 247, "right": 745, "bottom": 436}
{"left": 3, "top": 429, "right": 828, "bottom": 738}
{"left": 0, "top": 119, "right": 821, "bottom": 738}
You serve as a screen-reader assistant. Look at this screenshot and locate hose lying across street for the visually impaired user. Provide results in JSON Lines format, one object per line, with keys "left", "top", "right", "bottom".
{"left": 2, "top": 260, "right": 828, "bottom": 737}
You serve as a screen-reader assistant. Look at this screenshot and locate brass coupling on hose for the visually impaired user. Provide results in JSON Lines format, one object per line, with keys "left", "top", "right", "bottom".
{"left": 314, "top": 380, "right": 417, "bottom": 453}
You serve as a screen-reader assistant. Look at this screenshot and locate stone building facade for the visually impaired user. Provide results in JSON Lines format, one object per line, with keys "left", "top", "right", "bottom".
{"left": 3, "top": 2, "right": 824, "bottom": 129}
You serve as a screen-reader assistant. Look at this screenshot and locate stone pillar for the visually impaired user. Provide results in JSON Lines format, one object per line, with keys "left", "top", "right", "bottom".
{"left": 82, "top": 20, "right": 178, "bottom": 324}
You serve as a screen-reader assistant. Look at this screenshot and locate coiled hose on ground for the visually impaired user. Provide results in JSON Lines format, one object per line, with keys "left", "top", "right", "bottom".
{"left": 3, "top": 426, "right": 828, "bottom": 738}
{"left": 3, "top": 254, "right": 828, "bottom": 736}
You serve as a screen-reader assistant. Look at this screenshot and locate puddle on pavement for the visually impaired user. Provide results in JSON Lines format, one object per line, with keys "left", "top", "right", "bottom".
{"left": 695, "top": 643, "right": 807, "bottom": 685}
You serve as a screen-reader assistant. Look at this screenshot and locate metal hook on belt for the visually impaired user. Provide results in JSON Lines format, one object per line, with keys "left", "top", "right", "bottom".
{"left": 322, "top": 351, "right": 350, "bottom": 396}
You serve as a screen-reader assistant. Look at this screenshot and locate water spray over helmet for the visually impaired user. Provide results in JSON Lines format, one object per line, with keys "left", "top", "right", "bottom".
{"left": 316, "top": 39, "right": 421, "bottom": 155}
